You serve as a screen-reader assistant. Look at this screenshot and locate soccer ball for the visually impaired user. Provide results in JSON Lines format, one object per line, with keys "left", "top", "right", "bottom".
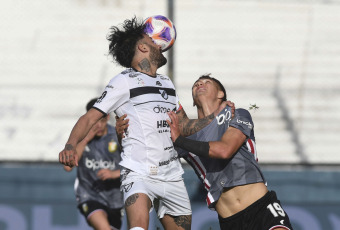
{"left": 144, "top": 15, "right": 177, "bottom": 52}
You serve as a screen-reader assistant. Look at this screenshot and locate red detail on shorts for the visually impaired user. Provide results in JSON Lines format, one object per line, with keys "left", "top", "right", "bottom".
{"left": 269, "top": 225, "right": 291, "bottom": 230}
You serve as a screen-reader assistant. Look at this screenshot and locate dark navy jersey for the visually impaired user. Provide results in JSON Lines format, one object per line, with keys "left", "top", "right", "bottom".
{"left": 178, "top": 106, "right": 266, "bottom": 210}
{"left": 75, "top": 125, "right": 124, "bottom": 209}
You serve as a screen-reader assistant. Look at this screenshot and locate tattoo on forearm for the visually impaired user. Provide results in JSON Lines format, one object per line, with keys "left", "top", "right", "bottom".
{"left": 125, "top": 194, "right": 139, "bottom": 207}
{"left": 65, "top": 144, "right": 74, "bottom": 150}
{"left": 174, "top": 215, "right": 191, "bottom": 230}
{"left": 138, "top": 58, "right": 151, "bottom": 72}
{"left": 181, "top": 113, "right": 215, "bottom": 136}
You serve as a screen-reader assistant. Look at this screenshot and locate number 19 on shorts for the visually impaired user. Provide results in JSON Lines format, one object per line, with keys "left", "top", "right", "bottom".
{"left": 267, "top": 203, "right": 286, "bottom": 217}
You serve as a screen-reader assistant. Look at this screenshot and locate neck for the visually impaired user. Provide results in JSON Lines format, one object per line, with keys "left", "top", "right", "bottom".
{"left": 197, "top": 99, "right": 220, "bottom": 119}
{"left": 132, "top": 58, "right": 157, "bottom": 77}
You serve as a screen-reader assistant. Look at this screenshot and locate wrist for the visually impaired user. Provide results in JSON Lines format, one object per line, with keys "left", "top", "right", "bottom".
{"left": 65, "top": 143, "right": 74, "bottom": 150}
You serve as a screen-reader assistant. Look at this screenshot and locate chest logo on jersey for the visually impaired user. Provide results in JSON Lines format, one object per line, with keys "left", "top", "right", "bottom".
{"left": 216, "top": 108, "right": 232, "bottom": 125}
{"left": 157, "top": 120, "right": 170, "bottom": 133}
{"left": 153, "top": 105, "right": 171, "bottom": 114}
{"left": 156, "top": 81, "right": 162, "bottom": 86}
{"left": 159, "top": 89, "right": 168, "bottom": 100}
{"left": 108, "top": 140, "right": 118, "bottom": 152}
{"left": 85, "top": 157, "right": 116, "bottom": 171}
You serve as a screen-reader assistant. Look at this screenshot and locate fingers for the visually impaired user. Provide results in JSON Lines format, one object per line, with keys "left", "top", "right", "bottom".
{"left": 58, "top": 149, "right": 77, "bottom": 167}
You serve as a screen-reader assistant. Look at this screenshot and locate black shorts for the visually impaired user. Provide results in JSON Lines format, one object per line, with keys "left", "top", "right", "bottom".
{"left": 78, "top": 200, "right": 123, "bottom": 229}
{"left": 218, "top": 191, "right": 293, "bottom": 230}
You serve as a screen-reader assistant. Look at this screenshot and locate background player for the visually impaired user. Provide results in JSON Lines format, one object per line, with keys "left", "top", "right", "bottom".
{"left": 166, "top": 74, "right": 293, "bottom": 230}
{"left": 63, "top": 98, "right": 123, "bottom": 230}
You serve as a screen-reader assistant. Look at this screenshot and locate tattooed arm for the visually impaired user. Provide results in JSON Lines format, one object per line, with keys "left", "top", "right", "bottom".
{"left": 177, "top": 101, "right": 235, "bottom": 136}
{"left": 176, "top": 109, "right": 216, "bottom": 136}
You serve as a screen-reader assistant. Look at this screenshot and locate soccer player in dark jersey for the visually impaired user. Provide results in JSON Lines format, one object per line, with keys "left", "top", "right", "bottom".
{"left": 166, "top": 75, "right": 293, "bottom": 230}
{"left": 59, "top": 16, "right": 233, "bottom": 230}
{"left": 63, "top": 98, "right": 124, "bottom": 230}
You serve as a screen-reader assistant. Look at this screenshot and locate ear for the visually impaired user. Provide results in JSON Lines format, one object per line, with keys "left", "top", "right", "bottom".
{"left": 137, "top": 43, "right": 149, "bottom": 53}
{"left": 217, "top": 90, "right": 224, "bottom": 100}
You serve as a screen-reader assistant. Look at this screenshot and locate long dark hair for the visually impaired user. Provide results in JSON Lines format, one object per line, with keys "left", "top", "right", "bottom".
{"left": 107, "top": 16, "right": 146, "bottom": 68}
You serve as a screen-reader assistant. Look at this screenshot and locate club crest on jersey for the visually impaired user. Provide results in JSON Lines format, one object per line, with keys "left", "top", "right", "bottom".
{"left": 108, "top": 140, "right": 118, "bottom": 152}
{"left": 159, "top": 89, "right": 168, "bottom": 100}
{"left": 156, "top": 81, "right": 162, "bottom": 86}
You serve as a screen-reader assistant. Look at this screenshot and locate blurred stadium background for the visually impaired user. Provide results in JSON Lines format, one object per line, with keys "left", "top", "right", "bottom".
{"left": 1, "top": 0, "right": 340, "bottom": 229}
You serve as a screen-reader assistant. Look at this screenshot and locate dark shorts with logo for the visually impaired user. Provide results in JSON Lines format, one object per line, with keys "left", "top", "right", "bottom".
{"left": 78, "top": 200, "right": 123, "bottom": 229}
{"left": 218, "top": 191, "right": 293, "bottom": 230}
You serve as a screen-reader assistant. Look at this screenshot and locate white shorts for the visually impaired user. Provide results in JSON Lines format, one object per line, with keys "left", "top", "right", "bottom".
{"left": 120, "top": 168, "right": 192, "bottom": 219}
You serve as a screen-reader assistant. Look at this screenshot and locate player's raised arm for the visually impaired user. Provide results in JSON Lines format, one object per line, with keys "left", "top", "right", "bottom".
{"left": 167, "top": 111, "right": 245, "bottom": 159}
{"left": 176, "top": 100, "right": 235, "bottom": 137}
{"left": 59, "top": 108, "right": 104, "bottom": 167}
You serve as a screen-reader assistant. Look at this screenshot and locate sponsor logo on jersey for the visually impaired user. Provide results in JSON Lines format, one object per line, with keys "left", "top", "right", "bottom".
{"left": 157, "top": 120, "right": 170, "bottom": 128}
{"left": 106, "top": 84, "right": 114, "bottom": 89}
{"left": 149, "top": 166, "right": 158, "bottom": 175}
{"left": 159, "top": 75, "right": 170, "bottom": 81}
{"left": 157, "top": 120, "right": 170, "bottom": 133}
{"left": 97, "top": 91, "right": 107, "bottom": 103}
{"left": 108, "top": 140, "right": 118, "bottom": 152}
{"left": 129, "top": 72, "right": 140, "bottom": 78}
{"left": 236, "top": 119, "right": 253, "bottom": 129}
{"left": 159, "top": 156, "right": 179, "bottom": 166}
{"left": 85, "top": 157, "right": 116, "bottom": 171}
{"left": 123, "top": 182, "right": 134, "bottom": 192}
{"left": 159, "top": 89, "right": 168, "bottom": 100}
{"left": 156, "top": 81, "right": 162, "bottom": 86}
{"left": 121, "top": 69, "right": 134, "bottom": 74}
{"left": 153, "top": 105, "right": 171, "bottom": 113}
{"left": 164, "top": 146, "right": 174, "bottom": 151}
{"left": 216, "top": 108, "right": 232, "bottom": 125}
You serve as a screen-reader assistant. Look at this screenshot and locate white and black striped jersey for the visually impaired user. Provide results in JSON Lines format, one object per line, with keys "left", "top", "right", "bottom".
{"left": 178, "top": 107, "right": 266, "bottom": 210}
{"left": 93, "top": 68, "right": 184, "bottom": 181}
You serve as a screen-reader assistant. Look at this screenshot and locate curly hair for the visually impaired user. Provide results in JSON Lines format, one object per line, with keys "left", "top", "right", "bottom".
{"left": 107, "top": 16, "right": 146, "bottom": 68}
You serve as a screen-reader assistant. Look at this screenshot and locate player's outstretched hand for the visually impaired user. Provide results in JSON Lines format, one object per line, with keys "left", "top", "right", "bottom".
{"left": 115, "top": 114, "right": 129, "bottom": 139}
{"left": 97, "top": 169, "right": 120, "bottom": 180}
{"left": 216, "top": 100, "right": 235, "bottom": 118}
{"left": 59, "top": 144, "right": 78, "bottom": 168}
{"left": 166, "top": 111, "right": 181, "bottom": 143}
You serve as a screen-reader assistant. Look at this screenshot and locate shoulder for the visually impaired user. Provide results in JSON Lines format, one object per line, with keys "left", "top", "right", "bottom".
{"left": 235, "top": 108, "right": 251, "bottom": 117}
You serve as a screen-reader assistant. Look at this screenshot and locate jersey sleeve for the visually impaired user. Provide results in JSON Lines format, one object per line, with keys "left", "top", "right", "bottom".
{"left": 93, "top": 74, "right": 130, "bottom": 115}
{"left": 229, "top": 108, "right": 254, "bottom": 138}
{"left": 175, "top": 93, "right": 183, "bottom": 112}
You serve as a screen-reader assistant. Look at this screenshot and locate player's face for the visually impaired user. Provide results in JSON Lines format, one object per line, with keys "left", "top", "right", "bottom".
{"left": 144, "top": 35, "right": 167, "bottom": 68}
{"left": 91, "top": 116, "right": 109, "bottom": 137}
{"left": 192, "top": 78, "right": 221, "bottom": 105}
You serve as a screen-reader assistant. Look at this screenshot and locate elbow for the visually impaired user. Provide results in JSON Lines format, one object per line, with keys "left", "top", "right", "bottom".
{"left": 219, "top": 150, "right": 233, "bottom": 159}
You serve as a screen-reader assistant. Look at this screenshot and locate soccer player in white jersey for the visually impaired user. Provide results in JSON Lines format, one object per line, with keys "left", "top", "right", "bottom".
{"left": 59, "top": 17, "right": 231, "bottom": 230}
{"left": 166, "top": 75, "right": 293, "bottom": 230}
